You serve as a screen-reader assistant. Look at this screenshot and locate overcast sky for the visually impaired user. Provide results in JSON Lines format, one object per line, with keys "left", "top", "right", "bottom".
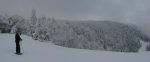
{"left": 0, "top": 0, "right": 150, "bottom": 35}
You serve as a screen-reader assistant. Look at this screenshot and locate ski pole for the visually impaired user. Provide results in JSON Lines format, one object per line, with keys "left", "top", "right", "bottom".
{"left": 20, "top": 41, "right": 24, "bottom": 53}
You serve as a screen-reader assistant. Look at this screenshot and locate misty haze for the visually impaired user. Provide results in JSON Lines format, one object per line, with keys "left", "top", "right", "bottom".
{"left": 0, "top": 0, "right": 150, "bottom": 62}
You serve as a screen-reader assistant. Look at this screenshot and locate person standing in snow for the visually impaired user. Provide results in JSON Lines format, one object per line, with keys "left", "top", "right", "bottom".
{"left": 15, "top": 32, "right": 22, "bottom": 54}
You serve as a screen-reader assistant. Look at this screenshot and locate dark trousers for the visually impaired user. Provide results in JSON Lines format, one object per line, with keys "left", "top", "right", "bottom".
{"left": 16, "top": 42, "right": 20, "bottom": 53}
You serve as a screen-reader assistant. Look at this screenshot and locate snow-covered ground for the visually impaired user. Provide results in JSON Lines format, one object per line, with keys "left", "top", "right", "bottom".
{"left": 0, "top": 34, "right": 150, "bottom": 62}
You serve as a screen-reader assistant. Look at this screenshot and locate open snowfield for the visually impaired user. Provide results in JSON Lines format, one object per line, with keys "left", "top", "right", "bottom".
{"left": 0, "top": 34, "right": 150, "bottom": 62}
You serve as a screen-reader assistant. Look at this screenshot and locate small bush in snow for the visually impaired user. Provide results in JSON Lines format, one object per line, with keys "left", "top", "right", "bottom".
{"left": 146, "top": 44, "right": 150, "bottom": 51}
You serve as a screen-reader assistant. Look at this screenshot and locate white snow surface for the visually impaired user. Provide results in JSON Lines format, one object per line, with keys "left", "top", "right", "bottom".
{"left": 0, "top": 34, "right": 150, "bottom": 62}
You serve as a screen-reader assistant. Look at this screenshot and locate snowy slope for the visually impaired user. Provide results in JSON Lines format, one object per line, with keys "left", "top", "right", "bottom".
{"left": 0, "top": 34, "right": 150, "bottom": 62}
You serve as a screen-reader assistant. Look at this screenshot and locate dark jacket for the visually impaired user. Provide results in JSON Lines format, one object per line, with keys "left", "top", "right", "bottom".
{"left": 15, "top": 33, "right": 22, "bottom": 43}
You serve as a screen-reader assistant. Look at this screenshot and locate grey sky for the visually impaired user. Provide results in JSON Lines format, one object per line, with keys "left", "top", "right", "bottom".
{"left": 0, "top": 0, "right": 150, "bottom": 35}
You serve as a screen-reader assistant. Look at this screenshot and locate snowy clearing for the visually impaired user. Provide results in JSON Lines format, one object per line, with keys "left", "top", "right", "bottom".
{"left": 139, "top": 40, "right": 150, "bottom": 52}
{"left": 0, "top": 34, "right": 150, "bottom": 62}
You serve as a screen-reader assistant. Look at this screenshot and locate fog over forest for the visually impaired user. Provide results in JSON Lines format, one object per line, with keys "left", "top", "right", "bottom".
{"left": 0, "top": 0, "right": 150, "bottom": 36}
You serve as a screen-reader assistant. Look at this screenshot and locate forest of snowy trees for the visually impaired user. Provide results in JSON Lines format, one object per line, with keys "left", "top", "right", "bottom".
{"left": 0, "top": 9, "right": 150, "bottom": 52}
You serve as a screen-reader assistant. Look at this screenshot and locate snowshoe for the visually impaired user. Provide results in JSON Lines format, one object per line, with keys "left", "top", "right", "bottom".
{"left": 15, "top": 53, "right": 23, "bottom": 55}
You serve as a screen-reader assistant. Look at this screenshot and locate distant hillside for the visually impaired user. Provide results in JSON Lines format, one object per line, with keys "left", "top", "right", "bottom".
{"left": 52, "top": 21, "right": 150, "bottom": 52}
